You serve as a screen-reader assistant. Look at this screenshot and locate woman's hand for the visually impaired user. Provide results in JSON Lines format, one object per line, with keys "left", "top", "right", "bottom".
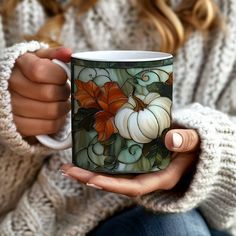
{"left": 9, "top": 47, "right": 72, "bottom": 137}
{"left": 60, "top": 129, "right": 200, "bottom": 197}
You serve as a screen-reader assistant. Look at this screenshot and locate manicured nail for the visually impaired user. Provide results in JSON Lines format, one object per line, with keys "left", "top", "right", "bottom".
{"left": 61, "top": 173, "right": 76, "bottom": 181}
{"left": 59, "top": 164, "right": 74, "bottom": 173}
{"left": 86, "top": 183, "right": 103, "bottom": 190}
{"left": 173, "top": 133, "right": 183, "bottom": 148}
{"left": 61, "top": 173, "right": 70, "bottom": 177}
{"left": 59, "top": 169, "right": 65, "bottom": 173}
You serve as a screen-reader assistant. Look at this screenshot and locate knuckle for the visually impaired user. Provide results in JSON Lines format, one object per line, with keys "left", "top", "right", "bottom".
{"left": 44, "top": 85, "right": 58, "bottom": 101}
{"left": 129, "top": 185, "right": 144, "bottom": 197}
{"left": 188, "top": 130, "right": 199, "bottom": 146}
{"left": 65, "top": 83, "right": 71, "bottom": 98}
{"left": 162, "top": 171, "right": 179, "bottom": 190}
{"left": 16, "top": 53, "right": 29, "bottom": 65}
{"left": 47, "top": 103, "right": 62, "bottom": 119}
{"left": 65, "top": 101, "right": 71, "bottom": 113}
{"left": 181, "top": 130, "right": 199, "bottom": 152}
{"left": 31, "top": 59, "right": 49, "bottom": 82}
{"left": 31, "top": 59, "right": 44, "bottom": 81}
{"left": 134, "top": 179, "right": 151, "bottom": 196}
{"left": 133, "top": 191, "right": 143, "bottom": 197}
{"left": 184, "top": 133, "right": 194, "bottom": 150}
{"left": 131, "top": 190, "right": 143, "bottom": 197}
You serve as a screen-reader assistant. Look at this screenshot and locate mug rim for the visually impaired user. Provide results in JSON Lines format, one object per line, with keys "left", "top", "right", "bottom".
{"left": 72, "top": 50, "right": 172, "bottom": 62}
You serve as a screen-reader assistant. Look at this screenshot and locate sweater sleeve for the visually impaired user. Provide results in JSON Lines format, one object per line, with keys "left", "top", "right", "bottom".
{"left": 135, "top": 103, "right": 236, "bottom": 232}
{"left": 0, "top": 40, "right": 57, "bottom": 156}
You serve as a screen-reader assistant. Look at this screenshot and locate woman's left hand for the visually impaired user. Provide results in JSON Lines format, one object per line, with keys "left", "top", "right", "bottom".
{"left": 60, "top": 129, "right": 200, "bottom": 197}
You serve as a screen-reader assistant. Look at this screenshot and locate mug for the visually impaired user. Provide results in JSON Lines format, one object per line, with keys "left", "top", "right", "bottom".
{"left": 36, "top": 51, "right": 173, "bottom": 174}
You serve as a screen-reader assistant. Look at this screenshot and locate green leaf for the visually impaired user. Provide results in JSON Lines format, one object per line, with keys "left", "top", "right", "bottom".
{"left": 144, "top": 138, "right": 171, "bottom": 170}
{"left": 148, "top": 154, "right": 157, "bottom": 168}
{"left": 73, "top": 108, "right": 99, "bottom": 132}
{"left": 137, "top": 155, "right": 151, "bottom": 170}
{"left": 147, "top": 82, "right": 172, "bottom": 99}
{"left": 146, "top": 139, "right": 169, "bottom": 159}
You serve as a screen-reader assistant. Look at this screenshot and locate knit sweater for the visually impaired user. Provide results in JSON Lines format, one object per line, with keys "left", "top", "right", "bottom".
{"left": 1, "top": 0, "right": 236, "bottom": 235}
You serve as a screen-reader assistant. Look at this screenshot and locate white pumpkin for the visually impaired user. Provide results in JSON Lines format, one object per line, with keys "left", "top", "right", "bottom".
{"left": 114, "top": 93, "right": 171, "bottom": 143}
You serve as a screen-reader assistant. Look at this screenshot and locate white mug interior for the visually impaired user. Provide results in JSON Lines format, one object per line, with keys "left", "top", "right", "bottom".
{"left": 72, "top": 50, "right": 172, "bottom": 62}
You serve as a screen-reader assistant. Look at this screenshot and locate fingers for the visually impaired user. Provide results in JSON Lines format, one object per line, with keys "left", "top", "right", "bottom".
{"left": 165, "top": 129, "right": 200, "bottom": 152}
{"left": 60, "top": 164, "right": 74, "bottom": 172}
{"left": 35, "top": 47, "right": 72, "bottom": 62}
{"left": 13, "top": 115, "right": 67, "bottom": 136}
{"left": 11, "top": 91, "right": 70, "bottom": 119}
{"left": 60, "top": 165, "right": 135, "bottom": 183}
{"left": 10, "top": 47, "right": 72, "bottom": 137}
{"left": 86, "top": 155, "right": 195, "bottom": 197}
{"left": 61, "top": 165, "right": 98, "bottom": 183}
{"left": 16, "top": 53, "right": 68, "bottom": 85}
{"left": 9, "top": 68, "right": 70, "bottom": 102}
{"left": 61, "top": 152, "right": 196, "bottom": 197}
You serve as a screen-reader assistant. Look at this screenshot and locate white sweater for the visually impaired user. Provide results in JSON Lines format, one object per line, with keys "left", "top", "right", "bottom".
{"left": 1, "top": 0, "right": 236, "bottom": 235}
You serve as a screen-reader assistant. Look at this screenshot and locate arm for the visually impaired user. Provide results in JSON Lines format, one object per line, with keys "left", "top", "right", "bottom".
{"left": 0, "top": 41, "right": 64, "bottom": 232}
{"left": 137, "top": 103, "right": 236, "bottom": 231}
{"left": 62, "top": 103, "right": 236, "bottom": 233}
{"left": 0, "top": 42, "right": 79, "bottom": 235}
{"left": 0, "top": 41, "right": 52, "bottom": 156}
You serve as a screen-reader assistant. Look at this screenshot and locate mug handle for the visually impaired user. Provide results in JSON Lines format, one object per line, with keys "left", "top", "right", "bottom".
{"left": 35, "top": 59, "right": 72, "bottom": 150}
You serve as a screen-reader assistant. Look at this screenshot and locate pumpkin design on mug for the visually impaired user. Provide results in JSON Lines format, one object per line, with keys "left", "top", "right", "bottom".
{"left": 114, "top": 93, "right": 171, "bottom": 143}
{"left": 72, "top": 58, "right": 173, "bottom": 173}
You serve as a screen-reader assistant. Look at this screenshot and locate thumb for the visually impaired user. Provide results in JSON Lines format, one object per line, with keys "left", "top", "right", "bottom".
{"left": 165, "top": 129, "right": 200, "bottom": 152}
{"left": 35, "top": 47, "right": 72, "bottom": 62}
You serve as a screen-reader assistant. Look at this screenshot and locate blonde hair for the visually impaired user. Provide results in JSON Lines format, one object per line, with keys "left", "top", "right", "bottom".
{"left": 1, "top": 0, "right": 221, "bottom": 53}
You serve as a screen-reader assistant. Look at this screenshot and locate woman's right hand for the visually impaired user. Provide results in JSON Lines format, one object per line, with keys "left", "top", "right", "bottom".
{"left": 9, "top": 47, "right": 72, "bottom": 137}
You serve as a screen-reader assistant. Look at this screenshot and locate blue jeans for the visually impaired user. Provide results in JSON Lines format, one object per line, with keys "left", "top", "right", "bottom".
{"left": 87, "top": 206, "right": 231, "bottom": 236}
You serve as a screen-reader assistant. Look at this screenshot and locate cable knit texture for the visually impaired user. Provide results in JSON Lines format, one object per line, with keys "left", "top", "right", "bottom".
{"left": 0, "top": 0, "right": 236, "bottom": 235}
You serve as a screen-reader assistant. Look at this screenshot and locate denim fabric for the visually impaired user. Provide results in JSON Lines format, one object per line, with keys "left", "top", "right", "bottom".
{"left": 87, "top": 206, "right": 231, "bottom": 236}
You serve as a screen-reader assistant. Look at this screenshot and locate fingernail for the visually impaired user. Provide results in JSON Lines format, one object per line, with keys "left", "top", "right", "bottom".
{"left": 59, "top": 164, "right": 74, "bottom": 173}
{"left": 86, "top": 183, "right": 103, "bottom": 190}
{"left": 61, "top": 173, "right": 70, "bottom": 177}
{"left": 173, "top": 133, "right": 183, "bottom": 148}
{"left": 61, "top": 172, "right": 75, "bottom": 181}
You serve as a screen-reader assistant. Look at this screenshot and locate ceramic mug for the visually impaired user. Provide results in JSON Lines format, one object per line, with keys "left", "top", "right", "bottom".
{"left": 36, "top": 51, "right": 173, "bottom": 174}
